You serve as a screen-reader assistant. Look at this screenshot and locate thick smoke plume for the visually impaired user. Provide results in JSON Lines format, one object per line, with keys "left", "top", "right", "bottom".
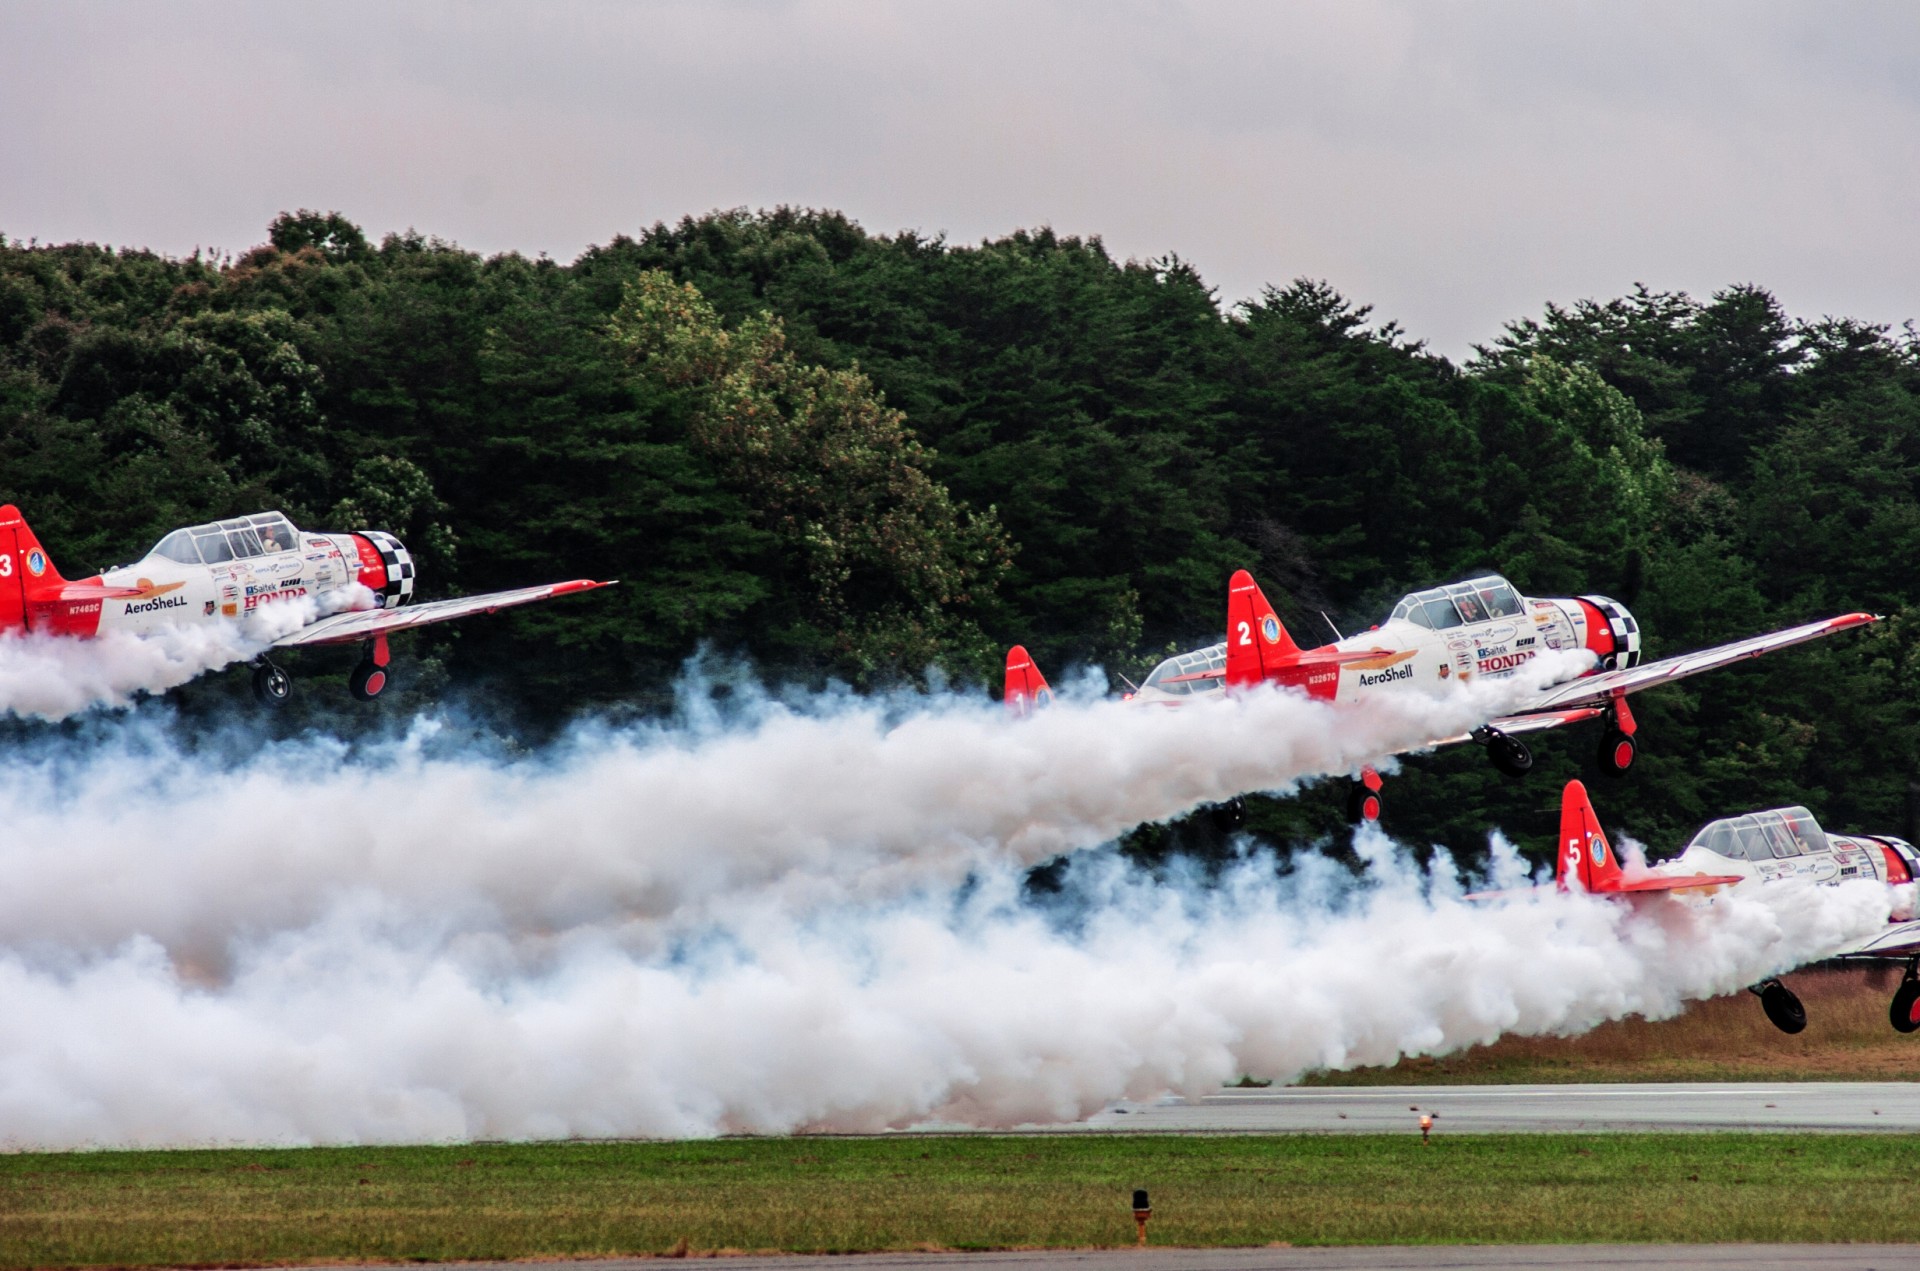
{"left": 0, "top": 653, "right": 1891, "bottom": 1147}
{"left": 0, "top": 654, "right": 1581, "bottom": 966}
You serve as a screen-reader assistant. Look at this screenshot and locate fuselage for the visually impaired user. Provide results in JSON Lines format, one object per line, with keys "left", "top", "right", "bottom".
{"left": 1651, "top": 805, "right": 1918, "bottom": 920}
{"left": 1130, "top": 574, "right": 1637, "bottom": 706}
{"left": 10, "top": 511, "right": 414, "bottom": 639}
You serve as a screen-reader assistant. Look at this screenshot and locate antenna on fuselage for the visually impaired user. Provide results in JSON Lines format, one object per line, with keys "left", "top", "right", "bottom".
{"left": 1116, "top": 672, "right": 1140, "bottom": 693}
{"left": 1320, "top": 611, "right": 1347, "bottom": 642}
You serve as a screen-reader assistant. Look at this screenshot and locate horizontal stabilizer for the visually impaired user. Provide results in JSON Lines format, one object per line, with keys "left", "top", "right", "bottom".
{"left": 1558, "top": 779, "right": 1740, "bottom": 894}
{"left": 44, "top": 582, "right": 148, "bottom": 601}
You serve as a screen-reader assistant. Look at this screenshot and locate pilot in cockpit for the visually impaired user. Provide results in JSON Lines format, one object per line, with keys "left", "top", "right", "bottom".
{"left": 258, "top": 526, "right": 285, "bottom": 553}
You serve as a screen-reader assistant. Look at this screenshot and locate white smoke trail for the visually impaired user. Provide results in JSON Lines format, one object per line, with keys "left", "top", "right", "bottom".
{"left": 0, "top": 586, "right": 372, "bottom": 722}
{"left": 0, "top": 653, "right": 1584, "bottom": 970}
{"left": 2, "top": 648, "right": 1886, "bottom": 1150}
{"left": 0, "top": 831, "right": 1890, "bottom": 1148}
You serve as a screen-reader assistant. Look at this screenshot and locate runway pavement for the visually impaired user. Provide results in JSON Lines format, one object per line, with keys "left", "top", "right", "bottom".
{"left": 322, "top": 1248, "right": 1920, "bottom": 1271}
{"left": 1063, "top": 1082, "right": 1920, "bottom": 1133}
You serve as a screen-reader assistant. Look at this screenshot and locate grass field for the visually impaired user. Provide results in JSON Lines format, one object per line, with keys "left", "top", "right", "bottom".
{"left": 1303, "top": 967, "right": 1920, "bottom": 1084}
{"left": 8, "top": 1134, "right": 1920, "bottom": 1265}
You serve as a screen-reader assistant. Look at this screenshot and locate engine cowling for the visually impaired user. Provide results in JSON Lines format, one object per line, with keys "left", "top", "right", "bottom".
{"left": 1576, "top": 595, "right": 1642, "bottom": 671}
{"left": 349, "top": 532, "right": 416, "bottom": 609}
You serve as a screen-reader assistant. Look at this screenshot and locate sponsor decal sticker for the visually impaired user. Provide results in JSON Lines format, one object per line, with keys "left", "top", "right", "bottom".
{"left": 1482, "top": 623, "right": 1516, "bottom": 642}
{"left": 221, "top": 602, "right": 238, "bottom": 617}
{"left": 203, "top": 600, "right": 216, "bottom": 616}
{"left": 1438, "top": 664, "right": 1451, "bottom": 679}
{"left": 1261, "top": 615, "right": 1281, "bottom": 644}
{"left": 244, "top": 586, "right": 308, "bottom": 611}
{"left": 1476, "top": 649, "right": 1537, "bottom": 675}
{"left": 25, "top": 550, "right": 46, "bottom": 577}
{"left": 124, "top": 594, "right": 188, "bottom": 615}
{"left": 1357, "top": 662, "right": 1415, "bottom": 688}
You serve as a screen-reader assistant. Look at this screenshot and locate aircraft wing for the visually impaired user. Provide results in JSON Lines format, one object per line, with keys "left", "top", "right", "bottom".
{"left": 271, "top": 579, "right": 613, "bottom": 648}
{"left": 1519, "top": 612, "right": 1879, "bottom": 713}
{"left": 1431, "top": 706, "right": 1606, "bottom": 747}
{"left": 1831, "top": 920, "right": 1920, "bottom": 961}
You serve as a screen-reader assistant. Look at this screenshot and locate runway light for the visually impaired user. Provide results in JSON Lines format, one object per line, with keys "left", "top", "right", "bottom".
{"left": 1132, "top": 1189, "right": 1152, "bottom": 1246}
{"left": 1418, "top": 1112, "right": 1433, "bottom": 1145}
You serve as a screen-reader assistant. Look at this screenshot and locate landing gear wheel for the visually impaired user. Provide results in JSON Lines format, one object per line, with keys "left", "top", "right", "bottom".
{"left": 1891, "top": 980, "right": 1920, "bottom": 1034}
{"left": 251, "top": 660, "right": 292, "bottom": 707}
{"left": 1757, "top": 979, "right": 1807, "bottom": 1035}
{"left": 348, "top": 659, "right": 389, "bottom": 702}
{"left": 1598, "top": 730, "right": 1636, "bottom": 778}
{"left": 1346, "top": 782, "right": 1383, "bottom": 825}
{"left": 1487, "top": 732, "right": 1533, "bottom": 780}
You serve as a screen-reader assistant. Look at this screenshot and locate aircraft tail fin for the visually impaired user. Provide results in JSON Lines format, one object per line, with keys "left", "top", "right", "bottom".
{"left": 1004, "top": 644, "right": 1053, "bottom": 716}
{"left": 1225, "top": 569, "right": 1301, "bottom": 687}
{"left": 0, "top": 505, "right": 67, "bottom": 631}
{"left": 1557, "top": 779, "right": 1624, "bottom": 893}
{"left": 0, "top": 505, "right": 68, "bottom": 589}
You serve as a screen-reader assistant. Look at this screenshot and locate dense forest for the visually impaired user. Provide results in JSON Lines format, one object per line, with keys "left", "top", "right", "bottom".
{"left": 3, "top": 207, "right": 1917, "bottom": 857}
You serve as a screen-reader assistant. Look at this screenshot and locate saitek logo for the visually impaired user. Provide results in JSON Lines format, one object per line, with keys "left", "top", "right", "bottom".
{"left": 124, "top": 594, "right": 188, "bottom": 615}
{"left": 1357, "top": 662, "right": 1415, "bottom": 687}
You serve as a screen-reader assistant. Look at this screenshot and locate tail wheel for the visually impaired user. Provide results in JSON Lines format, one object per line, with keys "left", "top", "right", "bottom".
{"left": 1891, "top": 981, "right": 1920, "bottom": 1034}
{"left": 250, "top": 661, "right": 292, "bottom": 708}
{"left": 1758, "top": 980, "right": 1807, "bottom": 1034}
{"left": 1346, "top": 782, "right": 1382, "bottom": 824}
{"left": 1598, "top": 730, "right": 1636, "bottom": 778}
{"left": 1488, "top": 732, "right": 1533, "bottom": 780}
{"left": 348, "top": 659, "right": 389, "bottom": 702}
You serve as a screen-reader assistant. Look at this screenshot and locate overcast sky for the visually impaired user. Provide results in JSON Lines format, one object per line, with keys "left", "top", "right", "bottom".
{"left": 3, "top": 0, "right": 1915, "bottom": 358}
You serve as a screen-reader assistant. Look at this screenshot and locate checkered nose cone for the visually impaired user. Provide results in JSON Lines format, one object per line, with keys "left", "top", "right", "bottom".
{"left": 362, "top": 531, "right": 416, "bottom": 609}
{"left": 1583, "top": 595, "right": 1642, "bottom": 669}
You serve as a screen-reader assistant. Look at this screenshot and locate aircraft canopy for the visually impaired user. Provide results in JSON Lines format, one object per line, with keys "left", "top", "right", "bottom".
{"left": 148, "top": 512, "right": 300, "bottom": 566}
{"left": 1685, "top": 806, "right": 1832, "bottom": 862}
{"left": 1388, "top": 575, "right": 1524, "bottom": 631}
{"left": 1141, "top": 642, "right": 1227, "bottom": 694}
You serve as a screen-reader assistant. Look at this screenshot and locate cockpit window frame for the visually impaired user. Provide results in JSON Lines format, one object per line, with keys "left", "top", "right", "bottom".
{"left": 153, "top": 511, "right": 299, "bottom": 565}
{"left": 1390, "top": 574, "right": 1523, "bottom": 632}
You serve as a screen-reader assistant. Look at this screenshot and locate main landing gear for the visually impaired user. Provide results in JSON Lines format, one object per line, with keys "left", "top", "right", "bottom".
{"left": 1753, "top": 978, "right": 1807, "bottom": 1034}
{"left": 1754, "top": 961, "right": 1920, "bottom": 1036}
{"left": 1345, "top": 766, "right": 1384, "bottom": 824}
{"left": 1596, "top": 695, "right": 1637, "bottom": 778}
{"left": 1473, "top": 726, "right": 1534, "bottom": 779}
{"left": 348, "top": 634, "right": 393, "bottom": 702}
{"left": 1892, "top": 959, "right": 1920, "bottom": 1034}
{"left": 251, "top": 657, "right": 292, "bottom": 707}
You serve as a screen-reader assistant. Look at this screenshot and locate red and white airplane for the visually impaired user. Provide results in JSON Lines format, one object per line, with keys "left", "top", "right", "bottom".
{"left": 1540, "top": 779, "right": 1920, "bottom": 1035}
{"left": 0, "top": 504, "right": 611, "bottom": 705}
{"left": 1006, "top": 569, "right": 1876, "bottom": 821}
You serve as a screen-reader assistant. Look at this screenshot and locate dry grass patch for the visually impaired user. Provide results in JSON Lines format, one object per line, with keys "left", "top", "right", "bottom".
{"left": 1304, "top": 967, "right": 1920, "bottom": 1084}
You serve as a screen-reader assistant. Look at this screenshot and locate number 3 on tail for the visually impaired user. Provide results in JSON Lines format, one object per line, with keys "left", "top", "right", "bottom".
{"left": 0, "top": 554, "right": 12, "bottom": 578}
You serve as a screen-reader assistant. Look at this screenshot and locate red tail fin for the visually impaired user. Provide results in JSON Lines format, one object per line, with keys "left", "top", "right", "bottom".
{"left": 1225, "top": 569, "right": 1301, "bottom": 687}
{"left": 1557, "top": 780, "right": 1624, "bottom": 893}
{"left": 0, "top": 504, "right": 65, "bottom": 633}
{"left": 1004, "top": 645, "right": 1053, "bottom": 717}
